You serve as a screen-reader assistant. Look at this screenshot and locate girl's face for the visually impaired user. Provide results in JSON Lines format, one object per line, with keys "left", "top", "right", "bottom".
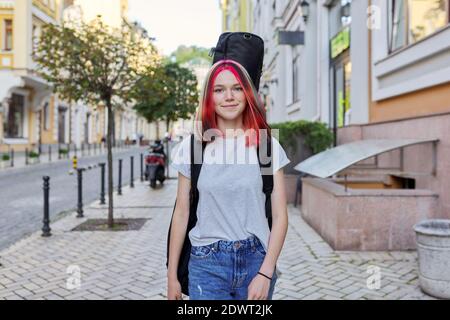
{"left": 213, "top": 69, "right": 247, "bottom": 121}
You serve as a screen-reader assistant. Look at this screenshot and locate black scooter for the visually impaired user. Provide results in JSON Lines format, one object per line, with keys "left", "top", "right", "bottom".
{"left": 144, "top": 140, "right": 166, "bottom": 188}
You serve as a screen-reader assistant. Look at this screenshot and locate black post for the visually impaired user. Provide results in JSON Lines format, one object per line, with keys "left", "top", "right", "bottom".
{"left": 58, "top": 143, "right": 61, "bottom": 160}
{"left": 118, "top": 159, "right": 122, "bottom": 195}
{"left": 130, "top": 156, "right": 134, "bottom": 188}
{"left": 42, "top": 176, "right": 51, "bottom": 237}
{"left": 99, "top": 163, "right": 106, "bottom": 205}
{"left": 165, "top": 139, "right": 170, "bottom": 178}
{"left": 81, "top": 143, "right": 84, "bottom": 157}
{"left": 10, "top": 148, "right": 14, "bottom": 167}
{"left": 25, "top": 148, "right": 28, "bottom": 166}
{"left": 94, "top": 143, "right": 97, "bottom": 155}
{"left": 140, "top": 153, "right": 143, "bottom": 182}
{"left": 49, "top": 145, "right": 52, "bottom": 162}
{"left": 88, "top": 143, "right": 91, "bottom": 156}
{"left": 77, "top": 168, "right": 84, "bottom": 218}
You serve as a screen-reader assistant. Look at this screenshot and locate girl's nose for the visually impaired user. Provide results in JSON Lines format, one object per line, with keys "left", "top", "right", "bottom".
{"left": 225, "top": 89, "right": 234, "bottom": 100}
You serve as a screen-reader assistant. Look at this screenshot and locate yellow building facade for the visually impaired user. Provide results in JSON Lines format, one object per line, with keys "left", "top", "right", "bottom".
{"left": 220, "top": 0, "right": 253, "bottom": 32}
{"left": 0, "top": 0, "right": 66, "bottom": 153}
{"left": 0, "top": 0, "right": 154, "bottom": 155}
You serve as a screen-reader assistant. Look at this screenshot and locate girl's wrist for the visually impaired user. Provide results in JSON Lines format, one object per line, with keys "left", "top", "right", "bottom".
{"left": 257, "top": 271, "right": 272, "bottom": 281}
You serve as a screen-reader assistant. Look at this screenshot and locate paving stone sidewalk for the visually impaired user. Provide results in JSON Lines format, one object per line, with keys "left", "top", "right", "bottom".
{"left": 0, "top": 177, "right": 434, "bottom": 300}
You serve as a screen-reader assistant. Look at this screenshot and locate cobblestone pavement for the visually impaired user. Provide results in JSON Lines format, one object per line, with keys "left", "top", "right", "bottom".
{"left": 0, "top": 145, "right": 150, "bottom": 251}
{"left": 0, "top": 177, "right": 434, "bottom": 300}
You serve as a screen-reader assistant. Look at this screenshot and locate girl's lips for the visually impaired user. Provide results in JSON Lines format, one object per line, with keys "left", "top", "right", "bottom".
{"left": 222, "top": 104, "right": 238, "bottom": 108}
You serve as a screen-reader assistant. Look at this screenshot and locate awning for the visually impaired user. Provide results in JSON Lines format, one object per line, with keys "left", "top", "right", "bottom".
{"left": 21, "top": 75, "right": 53, "bottom": 110}
{"left": 294, "top": 138, "right": 439, "bottom": 178}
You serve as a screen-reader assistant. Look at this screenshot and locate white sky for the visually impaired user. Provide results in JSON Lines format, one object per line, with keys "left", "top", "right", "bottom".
{"left": 128, "top": 0, "right": 222, "bottom": 56}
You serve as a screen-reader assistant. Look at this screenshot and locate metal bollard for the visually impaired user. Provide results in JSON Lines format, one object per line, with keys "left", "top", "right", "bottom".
{"left": 99, "top": 163, "right": 106, "bottom": 205}
{"left": 81, "top": 143, "right": 84, "bottom": 157}
{"left": 77, "top": 168, "right": 84, "bottom": 218}
{"left": 88, "top": 143, "right": 91, "bottom": 156}
{"left": 130, "top": 156, "right": 134, "bottom": 188}
{"left": 58, "top": 143, "right": 61, "bottom": 160}
{"left": 25, "top": 148, "right": 28, "bottom": 165}
{"left": 49, "top": 145, "right": 52, "bottom": 162}
{"left": 165, "top": 139, "right": 170, "bottom": 178}
{"left": 140, "top": 153, "right": 144, "bottom": 182}
{"left": 118, "top": 159, "right": 122, "bottom": 195}
{"left": 10, "top": 148, "right": 14, "bottom": 167}
{"left": 42, "top": 176, "right": 51, "bottom": 237}
{"left": 72, "top": 155, "right": 78, "bottom": 170}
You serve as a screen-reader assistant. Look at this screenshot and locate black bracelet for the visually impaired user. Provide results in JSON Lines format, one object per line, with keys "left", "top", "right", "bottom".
{"left": 257, "top": 271, "right": 272, "bottom": 281}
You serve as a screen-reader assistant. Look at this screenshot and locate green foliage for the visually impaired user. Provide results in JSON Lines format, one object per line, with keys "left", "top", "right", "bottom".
{"left": 29, "top": 151, "right": 40, "bottom": 158}
{"left": 132, "top": 62, "right": 198, "bottom": 124}
{"left": 59, "top": 148, "right": 69, "bottom": 155}
{"left": 169, "top": 45, "right": 212, "bottom": 65}
{"left": 33, "top": 17, "right": 160, "bottom": 108}
{"left": 271, "top": 120, "right": 334, "bottom": 154}
{"left": 1, "top": 154, "right": 10, "bottom": 161}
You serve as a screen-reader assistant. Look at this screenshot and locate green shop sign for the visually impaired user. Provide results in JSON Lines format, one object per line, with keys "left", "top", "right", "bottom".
{"left": 330, "top": 27, "right": 350, "bottom": 59}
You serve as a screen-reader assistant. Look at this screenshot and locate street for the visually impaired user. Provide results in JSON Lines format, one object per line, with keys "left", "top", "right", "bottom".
{"left": 0, "top": 146, "right": 153, "bottom": 251}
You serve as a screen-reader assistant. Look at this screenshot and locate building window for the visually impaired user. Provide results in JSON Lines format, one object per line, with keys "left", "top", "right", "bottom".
{"left": 292, "top": 55, "right": 299, "bottom": 102}
{"left": 4, "top": 94, "right": 25, "bottom": 139}
{"left": 390, "top": 0, "right": 450, "bottom": 52}
{"left": 4, "top": 19, "right": 13, "bottom": 51}
{"left": 32, "top": 24, "right": 41, "bottom": 52}
{"left": 43, "top": 102, "right": 50, "bottom": 130}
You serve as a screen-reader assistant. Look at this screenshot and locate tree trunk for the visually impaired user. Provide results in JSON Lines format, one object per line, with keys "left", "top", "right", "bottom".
{"left": 106, "top": 100, "right": 114, "bottom": 228}
{"left": 111, "top": 109, "right": 116, "bottom": 148}
{"left": 156, "top": 121, "right": 159, "bottom": 140}
{"left": 166, "top": 118, "right": 170, "bottom": 136}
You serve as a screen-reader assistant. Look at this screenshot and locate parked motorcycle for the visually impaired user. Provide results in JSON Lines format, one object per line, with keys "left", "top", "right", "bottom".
{"left": 145, "top": 140, "right": 166, "bottom": 188}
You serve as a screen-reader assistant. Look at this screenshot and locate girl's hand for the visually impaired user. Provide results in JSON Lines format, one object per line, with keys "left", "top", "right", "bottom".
{"left": 247, "top": 274, "right": 271, "bottom": 300}
{"left": 167, "top": 278, "right": 183, "bottom": 300}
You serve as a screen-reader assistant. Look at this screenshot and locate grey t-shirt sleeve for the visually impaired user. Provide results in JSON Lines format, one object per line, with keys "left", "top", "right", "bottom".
{"left": 170, "top": 136, "right": 191, "bottom": 179}
{"left": 272, "top": 137, "right": 291, "bottom": 173}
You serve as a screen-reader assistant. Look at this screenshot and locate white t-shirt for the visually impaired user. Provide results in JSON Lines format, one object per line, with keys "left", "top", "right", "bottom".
{"left": 170, "top": 134, "right": 291, "bottom": 251}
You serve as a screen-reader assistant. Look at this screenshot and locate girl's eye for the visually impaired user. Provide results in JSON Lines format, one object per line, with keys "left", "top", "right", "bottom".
{"left": 214, "top": 88, "right": 224, "bottom": 93}
{"left": 233, "top": 87, "right": 243, "bottom": 91}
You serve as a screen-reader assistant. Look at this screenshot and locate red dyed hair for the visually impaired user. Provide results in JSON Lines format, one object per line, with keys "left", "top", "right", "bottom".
{"left": 194, "top": 59, "right": 271, "bottom": 147}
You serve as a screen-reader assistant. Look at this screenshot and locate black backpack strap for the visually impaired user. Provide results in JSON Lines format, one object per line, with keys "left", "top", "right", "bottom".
{"left": 257, "top": 135, "right": 274, "bottom": 230}
{"left": 190, "top": 134, "right": 207, "bottom": 204}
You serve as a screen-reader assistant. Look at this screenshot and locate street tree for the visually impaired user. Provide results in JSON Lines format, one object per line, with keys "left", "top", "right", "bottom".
{"left": 133, "top": 62, "right": 198, "bottom": 138}
{"left": 34, "top": 17, "right": 160, "bottom": 228}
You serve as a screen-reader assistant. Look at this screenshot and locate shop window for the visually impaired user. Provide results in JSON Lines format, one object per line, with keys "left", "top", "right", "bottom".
{"left": 4, "top": 19, "right": 12, "bottom": 51}
{"left": 390, "top": 0, "right": 450, "bottom": 52}
{"left": 43, "top": 102, "right": 50, "bottom": 130}
{"left": 4, "top": 94, "right": 25, "bottom": 138}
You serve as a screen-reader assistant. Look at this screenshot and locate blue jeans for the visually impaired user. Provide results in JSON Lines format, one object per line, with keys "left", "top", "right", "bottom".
{"left": 188, "top": 235, "right": 278, "bottom": 300}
